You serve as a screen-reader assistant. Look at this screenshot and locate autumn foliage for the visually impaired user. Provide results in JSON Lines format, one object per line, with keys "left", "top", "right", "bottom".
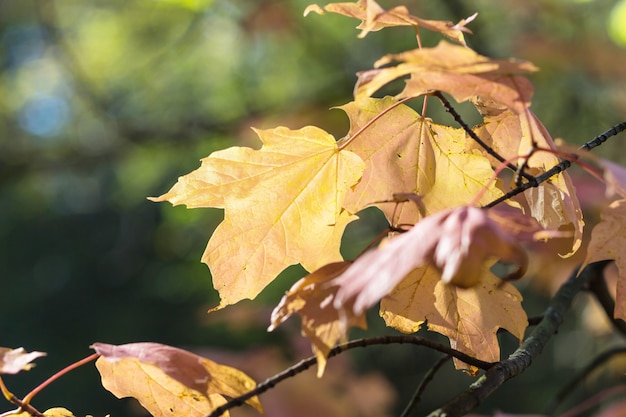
{"left": 3, "top": 1, "right": 626, "bottom": 417}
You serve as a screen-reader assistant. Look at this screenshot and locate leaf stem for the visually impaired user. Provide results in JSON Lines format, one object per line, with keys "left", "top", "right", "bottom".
{"left": 21, "top": 353, "right": 99, "bottom": 405}
{"left": 205, "top": 336, "right": 495, "bottom": 417}
{"left": 0, "top": 376, "right": 44, "bottom": 417}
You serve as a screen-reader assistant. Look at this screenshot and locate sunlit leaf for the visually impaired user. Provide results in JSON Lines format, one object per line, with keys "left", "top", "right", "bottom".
{"left": 0, "top": 347, "right": 46, "bottom": 374}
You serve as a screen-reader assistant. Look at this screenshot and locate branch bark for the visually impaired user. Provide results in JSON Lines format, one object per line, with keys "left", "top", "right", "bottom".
{"left": 426, "top": 261, "right": 611, "bottom": 417}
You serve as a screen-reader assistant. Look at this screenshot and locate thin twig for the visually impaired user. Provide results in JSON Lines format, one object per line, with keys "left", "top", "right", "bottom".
{"left": 400, "top": 355, "right": 452, "bottom": 417}
{"left": 545, "top": 347, "right": 626, "bottom": 415}
{"left": 432, "top": 91, "right": 536, "bottom": 182}
{"left": 485, "top": 122, "right": 626, "bottom": 208}
{"left": 426, "top": 261, "right": 611, "bottom": 417}
{"left": 205, "top": 336, "right": 495, "bottom": 417}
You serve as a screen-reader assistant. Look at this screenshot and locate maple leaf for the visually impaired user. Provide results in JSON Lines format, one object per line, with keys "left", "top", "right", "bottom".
{"left": 598, "top": 158, "right": 626, "bottom": 198}
{"left": 92, "top": 342, "right": 262, "bottom": 417}
{"left": 380, "top": 265, "right": 527, "bottom": 374}
{"left": 0, "top": 347, "right": 46, "bottom": 374}
{"left": 150, "top": 126, "right": 365, "bottom": 310}
{"left": 338, "top": 97, "right": 506, "bottom": 225}
{"left": 580, "top": 199, "right": 626, "bottom": 321}
{"left": 332, "top": 206, "right": 538, "bottom": 317}
{"left": 269, "top": 262, "right": 367, "bottom": 377}
{"left": 354, "top": 41, "right": 538, "bottom": 114}
{"left": 304, "top": 0, "right": 476, "bottom": 45}
{"left": 473, "top": 108, "right": 584, "bottom": 256}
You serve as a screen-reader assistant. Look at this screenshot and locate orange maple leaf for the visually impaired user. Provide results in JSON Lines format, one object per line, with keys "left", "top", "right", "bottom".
{"left": 92, "top": 342, "right": 262, "bottom": 417}
{"left": 338, "top": 97, "right": 506, "bottom": 225}
{"left": 150, "top": 126, "right": 365, "bottom": 310}
{"left": 581, "top": 199, "right": 626, "bottom": 321}
{"left": 354, "top": 41, "right": 538, "bottom": 114}
{"left": 473, "top": 107, "right": 584, "bottom": 256}
{"left": 269, "top": 262, "right": 367, "bottom": 377}
{"left": 304, "top": 0, "right": 476, "bottom": 45}
{"left": 381, "top": 266, "right": 527, "bottom": 375}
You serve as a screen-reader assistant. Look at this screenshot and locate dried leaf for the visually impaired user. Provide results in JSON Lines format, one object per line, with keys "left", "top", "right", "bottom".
{"left": 581, "top": 199, "right": 626, "bottom": 321}
{"left": 92, "top": 342, "right": 262, "bottom": 417}
{"left": 150, "top": 126, "right": 364, "bottom": 310}
{"left": 355, "top": 41, "right": 538, "bottom": 113}
{"left": 269, "top": 262, "right": 366, "bottom": 376}
{"left": 338, "top": 97, "right": 505, "bottom": 225}
{"left": 0, "top": 347, "right": 46, "bottom": 374}
{"left": 305, "top": 0, "right": 475, "bottom": 45}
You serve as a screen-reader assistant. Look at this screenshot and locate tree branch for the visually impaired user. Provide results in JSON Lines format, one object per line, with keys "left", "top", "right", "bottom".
{"left": 205, "top": 336, "right": 495, "bottom": 417}
{"left": 426, "top": 261, "right": 611, "bottom": 417}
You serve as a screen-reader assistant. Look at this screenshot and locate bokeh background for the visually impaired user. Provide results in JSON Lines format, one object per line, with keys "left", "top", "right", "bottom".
{"left": 1, "top": 0, "right": 626, "bottom": 416}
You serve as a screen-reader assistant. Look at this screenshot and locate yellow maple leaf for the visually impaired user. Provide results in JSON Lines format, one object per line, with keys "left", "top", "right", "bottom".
{"left": 269, "top": 262, "right": 367, "bottom": 377}
{"left": 581, "top": 199, "right": 626, "bottom": 321}
{"left": 354, "top": 41, "right": 538, "bottom": 114}
{"left": 338, "top": 97, "right": 505, "bottom": 225}
{"left": 92, "top": 342, "right": 262, "bottom": 417}
{"left": 150, "top": 126, "right": 365, "bottom": 309}
{"left": 380, "top": 265, "right": 527, "bottom": 375}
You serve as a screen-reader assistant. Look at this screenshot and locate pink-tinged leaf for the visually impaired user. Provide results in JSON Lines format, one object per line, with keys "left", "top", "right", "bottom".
{"left": 598, "top": 159, "right": 626, "bottom": 198}
{"left": 269, "top": 262, "right": 366, "bottom": 377}
{"left": 338, "top": 97, "right": 505, "bottom": 226}
{"left": 333, "top": 206, "right": 536, "bottom": 317}
{"left": 354, "top": 41, "right": 537, "bottom": 113}
{"left": 580, "top": 199, "right": 626, "bottom": 321}
{"left": 304, "top": 0, "right": 475, "bottom": 45}
{"left": 0, "top": 347, "right": 46, "bottom": 374}
{"left": 92, "top": 342, "right": 262, "bottom": 417}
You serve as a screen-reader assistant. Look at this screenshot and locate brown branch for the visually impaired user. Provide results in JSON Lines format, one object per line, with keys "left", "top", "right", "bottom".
{"left": 426, "top": 261, "right": 611, "bottom": 417}
{"left": 205, "top": 336, "right": 495, "bottom": 417}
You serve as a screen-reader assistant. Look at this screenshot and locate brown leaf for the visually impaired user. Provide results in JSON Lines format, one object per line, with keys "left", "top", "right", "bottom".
{"left": 269, "top": 262, "right": 367, "bottom": 376}
{"left": 92, "top": 342, "right": 262, "bottom": 417}
{"left": 0, "top": 347, "right": 46, "bottom": 374}
{"left": 305, "top": 0, "right": 476, "bottom": 45}
{"left": 354, "top": 41, "right": 538, "bottom": 113}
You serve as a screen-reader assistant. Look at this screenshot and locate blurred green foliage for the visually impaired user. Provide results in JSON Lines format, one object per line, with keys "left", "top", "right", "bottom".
{"left": 0, "top": 0, "right": 625, "bottom": 416}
